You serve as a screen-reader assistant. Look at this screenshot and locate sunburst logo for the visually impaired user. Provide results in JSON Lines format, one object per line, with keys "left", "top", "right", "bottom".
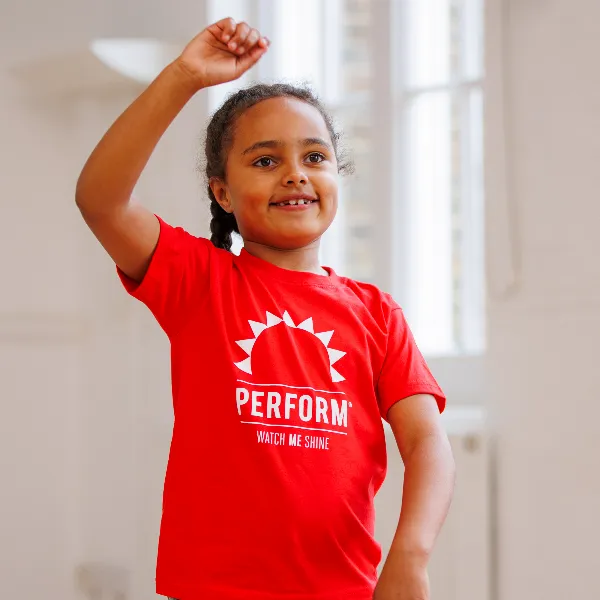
{"left": 234, "top": 311, "right": 346, "bottom": 383}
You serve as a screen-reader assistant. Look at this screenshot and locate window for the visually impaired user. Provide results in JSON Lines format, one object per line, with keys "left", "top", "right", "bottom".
{"left": 398, "top": 0, "right": 485, "bottom": 356}
{"left": 208, "top": 0, "right": 485, "bottom": 358}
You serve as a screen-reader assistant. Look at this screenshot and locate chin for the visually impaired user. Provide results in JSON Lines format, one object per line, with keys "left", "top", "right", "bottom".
{"left": 267, "top": 227, "right": 325, "bottom": 250}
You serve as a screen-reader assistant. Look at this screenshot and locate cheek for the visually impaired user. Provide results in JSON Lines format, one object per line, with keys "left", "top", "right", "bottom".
{"left": 228, "top": 173, "right": 271, "bottom": 211}
{"left": 232, "top": 195, "right": 266, "bottom": 230}
{"left": 316, "top": 172, "right": 339, "bottom": 202}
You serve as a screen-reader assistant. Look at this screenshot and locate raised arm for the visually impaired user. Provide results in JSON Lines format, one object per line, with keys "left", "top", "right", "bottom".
{"left": 75, "top": 18, "right": 269, "bottom": 282}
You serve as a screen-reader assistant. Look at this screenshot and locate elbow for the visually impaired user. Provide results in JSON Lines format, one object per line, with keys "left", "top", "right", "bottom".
{"left": 74, "top": 178, "right": 109, "bottom": 219}
{"left": 75, "top": 176, "right": 88, "bottom": 211}
{"left": 75, "top": 175, "right": 130, "bottom": 218}
{"left": 75, "top": 170, "right": 98, "bottom": 213}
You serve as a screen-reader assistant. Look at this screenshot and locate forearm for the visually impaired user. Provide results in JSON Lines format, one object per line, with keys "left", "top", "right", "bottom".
{"left": 386, "top": 433, "right": 455, "bottom": 567}
{"left": 75, "top": 62, "right": 199, "bottom": 215}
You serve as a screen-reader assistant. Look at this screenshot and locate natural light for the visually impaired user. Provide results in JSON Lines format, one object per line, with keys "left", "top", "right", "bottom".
{"left": 208, "top": 0, "right": 485, "bottom": 357}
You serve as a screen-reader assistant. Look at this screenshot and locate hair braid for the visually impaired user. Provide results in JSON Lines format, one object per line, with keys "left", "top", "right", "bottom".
{"left": 208, "top": 188, "right": 239, "bottom": 251}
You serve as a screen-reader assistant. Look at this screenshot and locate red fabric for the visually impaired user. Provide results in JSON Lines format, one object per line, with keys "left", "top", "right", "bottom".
{"left": 118, "top": 216, "right": 445, "bottom": 600}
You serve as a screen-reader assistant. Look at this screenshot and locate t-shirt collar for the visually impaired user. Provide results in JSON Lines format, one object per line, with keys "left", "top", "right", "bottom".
{"left": 236, "top": 248, "right": 341, "bottom": 286}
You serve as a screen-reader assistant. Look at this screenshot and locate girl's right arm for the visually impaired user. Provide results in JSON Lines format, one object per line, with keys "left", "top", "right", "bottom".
{"left": 75, "top": 17, "right": 269, "bottom": 282}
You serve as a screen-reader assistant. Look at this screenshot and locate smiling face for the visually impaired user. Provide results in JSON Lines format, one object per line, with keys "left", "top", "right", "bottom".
{"left": 210, "top": 96, "right": 340, "bottom": 250}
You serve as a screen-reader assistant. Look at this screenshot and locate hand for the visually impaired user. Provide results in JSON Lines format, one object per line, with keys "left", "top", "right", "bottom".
{"left": 373, "top": 560, "right": 430, "bottom": 600}
{"left": 174, "top": 17, "right": 269, "bottom": 90}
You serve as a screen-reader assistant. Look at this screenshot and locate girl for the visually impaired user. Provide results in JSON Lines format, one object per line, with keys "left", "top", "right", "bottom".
{"left": 76, "top": 17, "right": 455, "bottom": 600}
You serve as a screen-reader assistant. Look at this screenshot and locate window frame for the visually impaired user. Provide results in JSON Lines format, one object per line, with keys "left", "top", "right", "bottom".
{"left": 207, "top": 0, "right": 495, "bottom": 404}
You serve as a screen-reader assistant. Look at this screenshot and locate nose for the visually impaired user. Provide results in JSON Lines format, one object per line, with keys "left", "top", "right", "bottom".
{"left": 282, "top": 167, "right": 308, "bottom": 186}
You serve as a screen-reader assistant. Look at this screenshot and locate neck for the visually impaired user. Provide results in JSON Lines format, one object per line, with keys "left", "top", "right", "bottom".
{"left": 242, "top": 239, "right": 328, "bottom": 276}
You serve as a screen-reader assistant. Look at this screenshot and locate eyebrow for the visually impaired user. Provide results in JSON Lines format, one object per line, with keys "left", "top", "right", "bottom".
{"left": 241, "top": 137, "right": 333, "bottom": 155}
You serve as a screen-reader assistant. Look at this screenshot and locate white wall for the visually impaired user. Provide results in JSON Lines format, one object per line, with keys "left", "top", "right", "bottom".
{"left": 0, "top": 83, "right": 210, "bottom": 600}
{"left": 0, "top": 1, "right": 210, "bottom": 598}
{"left": 486, "top": 0, "right": 600, "bottom": 598}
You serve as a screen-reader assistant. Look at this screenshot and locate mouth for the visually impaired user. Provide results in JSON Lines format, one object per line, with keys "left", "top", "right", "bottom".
{"left": 270, "top": 194, "right": 319, "bottom": 208}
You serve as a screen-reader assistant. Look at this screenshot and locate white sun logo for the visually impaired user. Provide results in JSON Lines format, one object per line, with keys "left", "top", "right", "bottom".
{"left": 234, "top": 311, "right": 347, "bottom": 383}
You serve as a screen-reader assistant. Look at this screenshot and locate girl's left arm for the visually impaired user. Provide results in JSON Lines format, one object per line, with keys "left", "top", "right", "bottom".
{"left": 374, "top": 394, "right": 456, "bottom": 600}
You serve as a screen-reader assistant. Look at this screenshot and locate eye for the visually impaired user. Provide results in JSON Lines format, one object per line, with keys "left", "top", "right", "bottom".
{"left": 306, "top": 152, "right": 325, "bottom": 164}
{"left": 253, "top": 156, "right": 276, "bottom": 168}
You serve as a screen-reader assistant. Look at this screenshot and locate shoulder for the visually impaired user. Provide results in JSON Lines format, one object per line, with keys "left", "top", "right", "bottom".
{"left": 339, "top": 277, "right": 401, "bottom": 330}
{"left": 334, "top": 274, "right": 399, "bottom": 318}
{"left": 156, "top": 216, "right": 232, "bottom": 263}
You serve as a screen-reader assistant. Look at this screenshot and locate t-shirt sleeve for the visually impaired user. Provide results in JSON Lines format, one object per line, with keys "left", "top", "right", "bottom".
{"left": 117, "top": 215, "right": 212, "bottom": 337}
{"left": 377, "top": 307, "right": 446, "bottom": 420}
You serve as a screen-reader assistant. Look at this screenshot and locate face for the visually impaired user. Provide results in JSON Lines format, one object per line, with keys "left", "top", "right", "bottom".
{"left": 210, "top": 96, "right": 339, "bottom": 250}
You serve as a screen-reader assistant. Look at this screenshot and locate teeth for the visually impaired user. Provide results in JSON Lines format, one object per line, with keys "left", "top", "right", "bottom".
{"left": 274, "top": 199, "right": 315, "bottom": 206}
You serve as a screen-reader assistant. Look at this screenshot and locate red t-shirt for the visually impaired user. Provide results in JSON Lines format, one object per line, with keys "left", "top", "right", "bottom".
{"left": 118, "top": 216, "right": 445, "bottom": 600}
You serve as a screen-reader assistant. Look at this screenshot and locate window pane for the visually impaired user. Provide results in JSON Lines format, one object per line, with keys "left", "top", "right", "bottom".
{"left": 341, "top": 0, "right": 372, "bottom": 96}
{"left": 266, "top": 0, "right": 373, "bottom": 102}
{"left": 461, "top": 0, "right": 485, "bottom": 79}
{"left": 330, "top": 103, "right": 374, "bottom": 282}
{"left": 458, "top": 86, "right": 485, "bottom": 352}
{"left": 405, "top": 92, "right": 454, "bottom": 354}
{"left": 271, "top": 0, "right": 323, "bottom": 87}
{"left": 334, "top": 0, "right": 374, "bottom": 282}
{"left": 402, "top": 0, "right": 484, "bottom": 88}
{"left": 403, "top": 85, "right": 484, "bottom": 355}
{"left": 321, "top": 0, "right": 374, "bottom": 281}
{"left": 405, "top": 0, "right": 452, "bottom": 89}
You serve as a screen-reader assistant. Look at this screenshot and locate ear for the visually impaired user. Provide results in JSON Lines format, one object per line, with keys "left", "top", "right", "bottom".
{"left": 209, "top": 177, "right": 234, "bottom": 214}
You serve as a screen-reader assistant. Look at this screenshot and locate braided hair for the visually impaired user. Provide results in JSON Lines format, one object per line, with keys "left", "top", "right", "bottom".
{"left": 204, "top": 83, "right": 352, "bottom": 251}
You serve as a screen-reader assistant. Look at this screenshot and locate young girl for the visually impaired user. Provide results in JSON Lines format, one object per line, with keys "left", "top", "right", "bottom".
{"left": 76, "top": 17, "right": 455, "bottom": 600}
